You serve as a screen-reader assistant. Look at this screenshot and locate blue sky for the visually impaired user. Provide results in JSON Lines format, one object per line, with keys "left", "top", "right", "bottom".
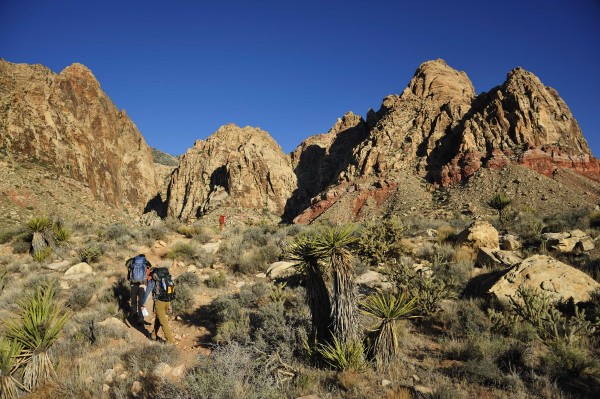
{"left": 1, "top": 0, "right": 599, "bottom": 156}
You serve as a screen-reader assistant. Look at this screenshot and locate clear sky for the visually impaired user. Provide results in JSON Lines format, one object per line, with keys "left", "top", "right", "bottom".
{"left": 1, "top": 0, "right": 599, "bottom": 156}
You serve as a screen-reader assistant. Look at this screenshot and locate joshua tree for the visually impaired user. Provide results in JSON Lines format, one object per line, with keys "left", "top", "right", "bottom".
{"left": 360, "top": 291, "right": 418, "bottom": 366}
{"left": 287, "top": 234, "right": 332, "bottom": 343}
{"left": 312, "top": 224, "right": 359, "bottom": 344}
{"left": 489, "top": 193, "right": 512, "bottom": 222}
{"left": 4, "top": 282, "right": 70, "bottom": 390}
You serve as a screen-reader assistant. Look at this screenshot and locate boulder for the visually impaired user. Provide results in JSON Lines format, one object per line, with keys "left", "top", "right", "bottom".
{"left": 153, "top": 363, "right": 172, "bottom": 379}
{"left": 494, "top": 250, "right": 523, "bottom": 267}
{"left": 500, "top": 235, "right": 522, "bottom": 251}
{"left": 488, "top": 255, "right": 600, "bottom": 304}
{"left": 201, "top": 242, "right": 221, "bottom": 254}
{"left": 542, "top": 230, "right": 594, "bottom": 253}
{"left": 266, "top": 261, "right": 296, "bottom": 278}
{"left": 456, "top": 221, "right": 500, "bottom": 253}
{"left": 46, "top": 260, "right": 71, "bottom": 271}
{"left": 64, "top": 262, "right": 93, "bottom": 277}
{"left": 476, "top": 247, "right": 500, "bottom": 268}
{"left": 151, "top": 240, "right": 169, "bottom": 258}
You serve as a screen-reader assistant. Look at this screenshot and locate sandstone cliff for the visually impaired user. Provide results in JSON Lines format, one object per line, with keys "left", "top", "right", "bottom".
{"left": 167, "top": 124, "right": 296, "bottom": 220}
{"left": 289, "top": 59, "right": 600, "bottom": 223}
{"left": 0, "top": 59, "right": 157, "bottom": 212}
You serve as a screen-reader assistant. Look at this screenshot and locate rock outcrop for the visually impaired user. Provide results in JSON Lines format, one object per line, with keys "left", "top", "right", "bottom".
{"left": 287, "top": 59, "right": 600, "bottom": 222}
{"left": 488, "top": 255, "right": 600, "bottom": 304}
{"left": 167, "top": 124, "right": 297, "bottom": 220}
{"left": 0, "top": 59, "right": 157, "bottom": 212}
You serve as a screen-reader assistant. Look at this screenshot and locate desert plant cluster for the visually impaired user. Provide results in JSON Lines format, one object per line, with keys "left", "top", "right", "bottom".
{"left": 0, "top": 199, "right": 599, "bottom": 399}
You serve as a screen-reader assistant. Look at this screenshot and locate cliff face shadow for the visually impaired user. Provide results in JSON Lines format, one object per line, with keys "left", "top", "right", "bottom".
{"left": 144, "top": 193, "right": 167, "bottom": 217}
{"left": 282, "top": 122, "right": 369, "bottom": 222}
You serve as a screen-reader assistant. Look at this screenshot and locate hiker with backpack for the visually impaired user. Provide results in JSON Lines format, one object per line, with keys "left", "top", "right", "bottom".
{"left": 140, "top": 267, "right": 176, "bottom": 344}
{"left": 126, "top": 254, "right": 152, "bottom": 325}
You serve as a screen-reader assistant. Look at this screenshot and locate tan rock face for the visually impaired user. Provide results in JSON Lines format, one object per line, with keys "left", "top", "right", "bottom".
{"left": 167, "top": 124, "right": 297, "bottom": 220}
{"left": 456, "top": 221, "right": 500, "bottom": 254}
{"left": 488, "top": 255, "right": 600, "bottom": 304}
{"left": 0, "top": 59, "right": 157, "bottom": 212}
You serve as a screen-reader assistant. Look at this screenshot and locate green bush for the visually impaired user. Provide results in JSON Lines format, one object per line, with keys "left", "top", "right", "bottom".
{"left": 65, "top": 285, "right": 95, "bottom": 311}
{"left": 0, "top": 227, "right": 23, "bottom": 244}
{"left": 316, "top": 336, "right": 366, "bottom": 371}
{"left": 25, "top": 216, "right": 51, "bottom": 232}
{"left": 357, "top": 216, "right": 406, "bottom": 265}
{"left": 172, "top": 283, "right": 194, "bottom": 315}
{"left": 32, "top": 246, "right": 52, "bottom": 263}
{"left": 11, "top": 234, "right": 31, "bottom": 254}
{"left": 206, "top": 272, "right": 227, "bottom": 288}
{"left": 176, "top": 271, "right": 201, "bottom": 287}
{"left": 78, "top": 244, "right": 103, "bottom": 263}
{"left": 167, "top": 240, "right": 198, "bottom": 261}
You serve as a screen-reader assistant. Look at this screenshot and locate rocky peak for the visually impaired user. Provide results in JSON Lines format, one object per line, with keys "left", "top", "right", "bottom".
{"left": 167, "top": 124, "right": 297, "bottom": 220}
{"left": 0, "top": 59, "right": 157, "bottom": 212}
{"left": 403, "top": 59, "right": 475, "bottom": 105}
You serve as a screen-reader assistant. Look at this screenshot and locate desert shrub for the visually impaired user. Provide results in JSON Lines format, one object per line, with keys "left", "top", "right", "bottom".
{"left": 210, "top": 294, "right": 243, "bottom": 324}
{"left": 357, "top": 216, "right": 406, "bottom": 265}
{"left": 206, "top": 272, "right": 227, "bottom": 288}
{"left": 78, "top": 244, "right": 103, "bottom": 263}
{"left": 237, "top": 282, "right": 270, "bottom": 308}
{"left": 442, "top": 299, "right": 491, "bottom": 339}
{"left": 100, "top": 223, "right": 130, "bottom": 241}
{"left": 177, "top": 224, "right": 196, "bottom": 238}
{"left": 544, "top": 209, "right": 589, "bottom": 233}
{"left": 11, "top": 234, "right": 31, "bottom": 254}
{"left": 176, "top": 271, "right": 201, "bottom": 287}
{"left": 167, "top": 240, "right": 198, "bottom": 261}
{"left": 172, "top": 283, "right": 194, "bottom": 315}
{"left": 143, "top": 224, "right": 168, "bottom": 240}
{"left": 65, "top": 285, "right": 95, "bottom": 311}
{"left": 52, "top": 223, "right": 71, "bottom": 242}
{"left": 510, "top": 211, "right": 545, "bottom": 245}
{"left": 195, "top": 249, "right": 215, "bottom": 268}
{"left": 183, "top": 342, "right": 283, "bottom": 399}
{"left": 235, "top": 248, "right": 268, "bottom": 275}
{"left": 589, "top": 210, "right": 600, "bottom": 229}
{"left": 540, "top": 342, "right": 597, "bottom": 379}
{"left": 121, "top": 342, "right": 178, "bottom": 374}
{"left": 0, "top": 227, "right": 24, "bottom": 244}
{"left": 437, "top": 224, "right": 456, "bottom": 243}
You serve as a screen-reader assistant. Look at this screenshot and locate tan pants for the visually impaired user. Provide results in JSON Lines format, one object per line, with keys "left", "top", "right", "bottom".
{"left": 153, "top": 300, "right": 174, "bottom": 344}
{"left": 130, "top": 283, "right": 146, "bottom": 323}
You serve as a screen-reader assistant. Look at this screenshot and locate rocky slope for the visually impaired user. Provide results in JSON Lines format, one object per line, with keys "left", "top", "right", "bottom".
{"left": 0, "top": 59, "right": 157, "bottom": 212}
{"left": 291, "top": 59, "right": 600, "bottom": 223}
{"left": 167, "top": 124, "right": 297, "bottom": 221}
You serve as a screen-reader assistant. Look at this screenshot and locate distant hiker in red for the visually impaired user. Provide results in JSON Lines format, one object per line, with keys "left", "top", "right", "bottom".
{"left": 219, "top": 214, "right": 226, "bottom": 232}
{"left": 125, "top": 254, "right": 152, "bottom": 325}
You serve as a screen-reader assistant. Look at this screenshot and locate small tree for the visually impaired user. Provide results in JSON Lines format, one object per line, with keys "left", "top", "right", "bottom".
{"left": 488, "top": 193, "right": 512, "bottom": 222}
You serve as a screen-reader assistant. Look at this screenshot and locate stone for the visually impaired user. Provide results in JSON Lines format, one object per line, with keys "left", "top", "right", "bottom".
{"left": 102, "top": 384, "right": 110, "bottom": 393}
{"left": 500, "top": 235, "right": 522, "bottom": 251}
{"left": 104, "top": 368, "right": 116, "bottom": 383}
{"left": 255, "top": 273, "right": 267, "bottom": 278}
{"left": 488, "top": 255, "right": 600, "bottom": 304}
{"left": 64, "top": 262, "right": 93, "bottom": 276}
{"left": 381, "top": 379, "right": 392, "bottom": 387}
{"left": 494, "top": 250, "right": 523, "bottom": 267}
{"left": 476, "top": 247, "right": 500, "bottom": 268}
{"left": 151, "top": 240, "right": 169, "bottom": 258}
{"left": 542, "top": 230, "right": 595, "bottom": 253}
{"left": 201, "top": 242, "right": 221, "bottom": 254}
{"left": 153, "top": 363, "right": 172, "bottom": 378}
{"left": 171, "top": 365, "right": 185, "bottom": 378}
{"left": 266, "top": 261, "right": 297, "bottom": 278}
{"left": 296, "top": 396, "right": 320, "bottom": 399}
{"left": 131, "top": 381, "right": 142, "bottom": 397}
{"left": 414, "top": 385, "right": 434, "bottom": 395}
{"left": 186, "top": 265, "right": 198, "bottom": 273}
{"left": 46, "top": 260, "right": 70, "bottom": 271}
{"left": 356, "top": 270, "right": 385, "bottom": 286}
{"left": 456, "top": 221, "right": 500, "bottom": 252}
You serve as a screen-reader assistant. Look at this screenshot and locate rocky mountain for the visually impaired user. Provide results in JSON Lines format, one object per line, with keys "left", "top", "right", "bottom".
{"left": 0, "top": 59, "right": 157, "bottom": 212}
{"left": 291, "top": 59, "right": 600, "bottom": 223}
{"left": 167, "top": 124, "right": 296, "bottom": 221}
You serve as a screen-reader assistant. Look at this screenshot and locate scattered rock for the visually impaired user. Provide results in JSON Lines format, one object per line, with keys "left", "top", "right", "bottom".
{"left": 296, "top": 395, "right": 320, "bottom": 399}
{"left": 476, "top": 247, "right": 500, "bottom": 268}
{"left": 414, "top": 385, "right": 434, "bottom": 395}
{"left": 46, "top": 260, "right": 70, "bottom": 271}
{"left": 456, "top": 221, "right": 500, "bottom": 253}
{"left": 151, "top": 240, "right": 169, "bottom": 257}
{"left": 381, "top": 379, "right": 392, "bottom": 387}
{"left": 500, "top": 234, "right": 522, "bottom": 251}
{"left": 131, "top": 380, "right": 142, "bottom": 397}
{"left": 255, "top": 273, "right": 267, "bottom": 278}
{"left": 201, "top": 242, "right": 221, "bottom": 254}
{"left": 63, "top": 262, "right": 93, "bottom": 279}
{"left": 542, "top": 230, "right": 594, "bottom": 253}
{"left": 266, "top": 261, "right": 296, "bottom": 278}
{"left": 153, "top": 363, "right": 172, "bottom": 378}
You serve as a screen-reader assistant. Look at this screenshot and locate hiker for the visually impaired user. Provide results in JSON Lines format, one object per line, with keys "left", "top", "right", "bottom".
{"left": 125, "top": 253, "right": 152, "bottom": 324}
{"left": 140, "top": 267, "right": 175, "bottom": 344}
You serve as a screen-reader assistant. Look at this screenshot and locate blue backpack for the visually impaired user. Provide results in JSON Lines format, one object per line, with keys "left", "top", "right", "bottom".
{"left": 129, "top": 256, "right": 148, "bottom": 283}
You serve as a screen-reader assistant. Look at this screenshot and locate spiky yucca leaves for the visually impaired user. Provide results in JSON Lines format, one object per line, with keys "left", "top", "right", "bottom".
{"left": 286, "top": 234, "right": 332, "bottom": 343}
{"left": 4, "top": 282, "right": 70, "bottom": 390}
{"left": 25, "top": 217, "right": 51, "bottom": 233}
{"left": 361, "top": 291, "right": 419, "bottom": 366}
{"left": 317, "top": 336, "right": 366, "bottom": 371}
{"left": 0, "top": 338, "right": 28, "bottom": 399}
{"left": 489, "top": 193, "right": 512, "bottom": 222}
{"left": 312, "top": 224, "right": 359, "bottom": 344}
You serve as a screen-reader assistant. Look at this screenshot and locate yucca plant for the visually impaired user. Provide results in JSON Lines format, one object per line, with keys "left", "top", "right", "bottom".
{"left": 0, "top": 338, "right": 28, "bottom": 399}
{"left": 361, "top": 291, "right": 419, "bottom": 366}
{"left": 4, "top": 282, "right": 70, "bottom": 390}
{"left": 52, "top": 222, "right": 71, "bottom": 242}
{"left": 286, "top": 234, "right": 332, "bottom": 343}
{"left": 312, "top": 224, "right": 359, "bottom": 344}
{"left": 317, "top": 336, "right": 366, "bottom": 371}
{"left": 488, "top": 193, "right": 512, "bottom": 222}
{"left": 25, "top": 217, "right": 51, "bottom": 233}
